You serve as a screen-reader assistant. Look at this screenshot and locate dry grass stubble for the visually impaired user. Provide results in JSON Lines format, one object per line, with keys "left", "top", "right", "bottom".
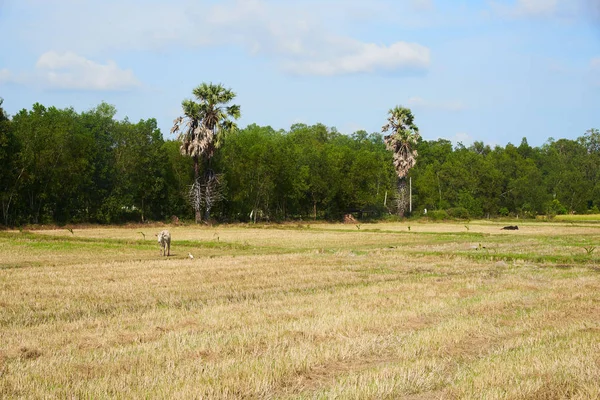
{"left": 1, "top": 222, "right": 599, "bottom": 398}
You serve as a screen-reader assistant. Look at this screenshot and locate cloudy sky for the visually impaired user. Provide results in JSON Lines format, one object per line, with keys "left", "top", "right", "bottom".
{"left": 1, "top": 0, "right": 599, "bottom": 146}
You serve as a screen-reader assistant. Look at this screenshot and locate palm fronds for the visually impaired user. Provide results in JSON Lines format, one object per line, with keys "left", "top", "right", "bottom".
{"left": 382, "top": 106, "right": 421, "bottom": 179}
{"left": 171, "top": 83, "right": 240, "bottom": 160}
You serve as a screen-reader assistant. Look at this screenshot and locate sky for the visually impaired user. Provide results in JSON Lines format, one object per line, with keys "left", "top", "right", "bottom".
{"left": 0, "top": 0, "right": 599, "bottom": 147}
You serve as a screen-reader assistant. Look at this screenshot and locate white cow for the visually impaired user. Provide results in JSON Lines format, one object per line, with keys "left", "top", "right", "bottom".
{"left": 157, "top": 230, "right": 171, "bottom": 256}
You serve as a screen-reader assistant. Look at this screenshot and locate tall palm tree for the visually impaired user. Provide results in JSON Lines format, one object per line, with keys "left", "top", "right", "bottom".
{"left": 382, "top": 106, "right": 420, "bottom": 217}
{"left": 171, "top": 83, "right": 240, "bottom": 223}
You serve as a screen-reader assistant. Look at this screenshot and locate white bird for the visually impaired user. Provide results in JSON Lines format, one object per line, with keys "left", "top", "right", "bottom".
{"left": 188, "top": 253, "right": 194, "bottom": 259}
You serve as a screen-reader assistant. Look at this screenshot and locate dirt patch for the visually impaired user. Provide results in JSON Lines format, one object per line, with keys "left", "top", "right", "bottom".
{"left": 281, "top": 356, "right": 399, "bottom": 394}
{"left": 19, "top": 347, "right": 42, "bottom": 360}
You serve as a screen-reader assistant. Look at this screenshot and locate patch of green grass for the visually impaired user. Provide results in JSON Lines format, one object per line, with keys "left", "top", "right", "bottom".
{"left": 553, "top": 214, "right": 600, "bottom": 222}
{"left": 1, "top": 231, "right": 286, "bottom": 258}
{"left": 410, "top": 249, "right": 599, "bottom": 267}
{"left": 357, "top": 266, "right": 398, "bottom": 275}
{"left": 0, "top": 261, "right": 44, "bottom": 270}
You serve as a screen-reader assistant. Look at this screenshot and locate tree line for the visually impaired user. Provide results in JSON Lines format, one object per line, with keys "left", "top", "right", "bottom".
{"left": 1, "top": 97, "right": 599, "bottom": 226}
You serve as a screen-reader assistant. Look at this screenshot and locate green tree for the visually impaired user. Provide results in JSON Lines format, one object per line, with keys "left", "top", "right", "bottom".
{"left": 78, "top": 102, "right": 119, "bottom": 223}
{"left": 579, "top": 128, "right": 600, "bottom": 210}
{"left": 218, "top": 124, "right": 280, "bottom": 222}
{"left": 447, "top": 144, "right": 485, "bottom": 218}
{"left": 412, "top": 139, "right": 453, "bottom": 211}
{"left": 382, "top": 106, "right": 420, "bottom": 216}
{"left": 11, "top": 104, "right": 94, "bottom": 224}
{"left": 540, "top": 138, "right": 590, "bottom": 214}
{"left": 110, "top": 118, "right": 169, "bottom": 222}
{"left": 171, "top": 83, "right": 241, "bottom": 223}
{"left": 0, "top": 98, "right": 21, "bottom": 225}
{"left": 344, "top": 131, "right": 394, "bottom": 217}
{"left": 162, "top": 140, "right": 194, "bottom": 220}
{"left": 285, "top": 124, "right": 344, "bottom": 219}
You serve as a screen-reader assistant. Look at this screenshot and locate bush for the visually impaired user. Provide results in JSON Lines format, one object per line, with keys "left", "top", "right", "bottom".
{"left": 545, "top": 199, "right": 567, "bottom": 217}
{"left": 428, "top": 210, "right": 449, "bottom": 221}
{"left": 456, "top": 191, "right": 483, "bottom": 218}
{"left": 446, "top": 207, "right": 470, "bottom": 219}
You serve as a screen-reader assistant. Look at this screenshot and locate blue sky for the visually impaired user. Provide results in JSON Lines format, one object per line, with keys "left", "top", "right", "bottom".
{"left": 1, "top": 0, "right": 599, "bottom": 147}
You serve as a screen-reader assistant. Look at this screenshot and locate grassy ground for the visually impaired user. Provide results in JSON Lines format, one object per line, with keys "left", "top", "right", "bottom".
{"left": 552, "top": 214, "right": 600, "bottom": 222}
{"left": 1, "top": 221, "right": 599, "bottom": 399}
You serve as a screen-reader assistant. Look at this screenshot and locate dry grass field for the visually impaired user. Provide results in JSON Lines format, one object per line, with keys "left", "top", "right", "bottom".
{"left": 1, "top": 221, "right": 599, "bottom": 399}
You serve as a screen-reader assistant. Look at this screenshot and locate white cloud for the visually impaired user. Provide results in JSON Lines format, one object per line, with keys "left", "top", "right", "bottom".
{"left": 0, "top": 68, "right": 28, "bottom": 85}
{"left": 16, "top": 0, "right": 431, "bottom": 76}
{"left": 516, "top": 0, "right": 558, "bottom": 16}
{"left": 490, "top": 0, "right": 592, "bottom": 20}
{"left": 35, "top": 51, "right": 141, "bottom": 91}
{"left": 284, "top": 41, "right": 430, "bottom": 75}
{"left": 0, "top": 68, "right": 11, "bottom": 83}
{"left": 406, "top": 96, "right": 466, "bottom": 111}
{"left": 490, "top": 0, "right": 559, "bottom": 18}
{"left": 411, "top": 0, "right": 435, "bottom": 11}
{"left": 203, "top": 0, "right": 431, "bottom": 75}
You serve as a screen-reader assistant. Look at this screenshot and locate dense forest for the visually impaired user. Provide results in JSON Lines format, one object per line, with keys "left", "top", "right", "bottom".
{"left": 1, "top": 97, "right": 599, "bottom": 226}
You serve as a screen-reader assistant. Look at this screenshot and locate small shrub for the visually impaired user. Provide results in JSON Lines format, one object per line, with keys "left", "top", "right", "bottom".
{"left": 446, "top": 207, "right": 470, "bottom": 219}
{"left": 381, "top": 214, "right": 404, "bottom": 222}
{"left": 545, "top": 199, "right": 567, "bottom": 217}
{"left": 428, "top": 210, "right": 449, "bottom": 221}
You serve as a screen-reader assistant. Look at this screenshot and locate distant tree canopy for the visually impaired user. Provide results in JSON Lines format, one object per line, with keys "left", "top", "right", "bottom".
{"left": 1, "top": 99, "right": 599, "bottom": 226}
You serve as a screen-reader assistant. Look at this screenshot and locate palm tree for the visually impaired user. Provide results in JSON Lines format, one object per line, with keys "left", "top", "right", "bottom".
{"left": 171, "top": 83, "right": 241, "bottom": 223}
{"left": 382, "top": 106, "right": 420, "bottom": 217}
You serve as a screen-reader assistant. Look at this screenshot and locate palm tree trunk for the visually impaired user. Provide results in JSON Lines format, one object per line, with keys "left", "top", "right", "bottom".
{"left": 204, "top": 179, "right": 212, "bottom": 223}
{"left": 204, "top": 157, "right": 213, "bottom": 223}
{"left": 193, "top": 154, "right": 201, "bottom": 223}
{"left": 396, "top": 177, "right": 408, "bottom": 217}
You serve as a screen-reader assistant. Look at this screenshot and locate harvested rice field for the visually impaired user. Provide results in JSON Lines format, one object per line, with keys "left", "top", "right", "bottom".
{"left": 1, "top": 221, "right": 599, "bottom": 399}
